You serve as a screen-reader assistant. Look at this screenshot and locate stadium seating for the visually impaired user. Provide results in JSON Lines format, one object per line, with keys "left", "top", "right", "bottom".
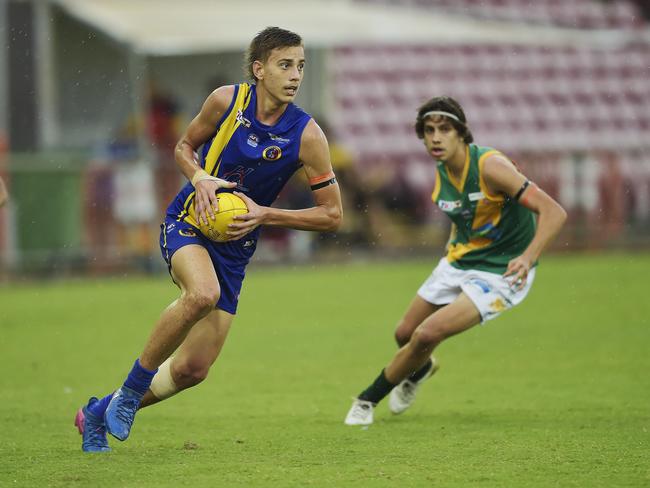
{"left": 357, "top": 0, "right": 645, "bottom": 30}
{"left": 331, "top": 0, "right": 650, "bottom": 233}
{"left": 332, "top": 43, "right": 650, "bottom": 158}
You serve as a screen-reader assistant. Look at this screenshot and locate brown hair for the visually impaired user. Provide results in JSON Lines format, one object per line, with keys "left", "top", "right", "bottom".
{"left": 415, "top": 96, "right": 473, "bottom": 143}
{"left": 244, "top": 27, "right": 303, "bottom": 81}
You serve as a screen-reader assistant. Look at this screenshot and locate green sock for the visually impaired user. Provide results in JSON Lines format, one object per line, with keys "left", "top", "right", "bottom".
{"left": 408, "top": 358, "right": 433, "bottom": 383}
{"left": 358, "top": 369, "right": 397, "bottom": 404}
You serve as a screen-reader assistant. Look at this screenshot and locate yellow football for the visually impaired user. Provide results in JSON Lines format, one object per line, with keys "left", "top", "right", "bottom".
{"left": 189, "top": 192, "right": 248, "bottom": 242}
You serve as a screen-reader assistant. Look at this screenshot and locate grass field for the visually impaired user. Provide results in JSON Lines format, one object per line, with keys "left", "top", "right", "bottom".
{"left": 1, "top": 253, "right": 649, "bottom": 487}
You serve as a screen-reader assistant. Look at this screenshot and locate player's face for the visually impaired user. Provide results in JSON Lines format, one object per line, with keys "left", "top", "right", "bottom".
{"left": 422, "top": 116, "right": 464, "bottom": 162}
{"left": 257, "top": 45, "right": 305, "bottom": 104}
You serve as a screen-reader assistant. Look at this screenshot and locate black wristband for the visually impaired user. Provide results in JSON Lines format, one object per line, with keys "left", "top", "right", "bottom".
{"left": 514, "top": 180, "right": 530, "bottom": 201}
{"left": 310, "top": 177, "right": 337, "bottom": 191}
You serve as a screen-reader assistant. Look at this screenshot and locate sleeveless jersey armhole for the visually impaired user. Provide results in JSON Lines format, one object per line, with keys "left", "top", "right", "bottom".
{"left": 214, "top": 84, "right": 241, "bottom": 129}
{"left": 431, "top": 166, "right": 442, "bottom": 202}
{"left": 296, "top": 116, "right": 314, "bottom": 168}
{"left": 478, "top": 150, "right": 507, "bottom": 202}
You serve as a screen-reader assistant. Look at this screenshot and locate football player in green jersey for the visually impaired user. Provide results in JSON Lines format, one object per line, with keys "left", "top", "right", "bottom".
{"left": 345, "top": 96, "right": 566, "bottom": 425}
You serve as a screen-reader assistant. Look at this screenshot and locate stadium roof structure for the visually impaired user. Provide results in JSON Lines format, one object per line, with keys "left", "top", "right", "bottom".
{"left": 53, "top": 0, "right": 643, "bottom": 56}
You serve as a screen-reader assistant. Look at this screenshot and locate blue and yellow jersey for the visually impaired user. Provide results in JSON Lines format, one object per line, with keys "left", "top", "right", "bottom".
{"left": 166, "top": 83, "right": 312, "bottom": 252}
{"left": 432, "top": 144, "right": 537, "bottom": 274}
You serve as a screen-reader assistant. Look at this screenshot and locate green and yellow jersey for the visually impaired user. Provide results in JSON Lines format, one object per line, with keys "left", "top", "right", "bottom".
{"left": 432, "top": 144, "right": 536, "bottom": 274}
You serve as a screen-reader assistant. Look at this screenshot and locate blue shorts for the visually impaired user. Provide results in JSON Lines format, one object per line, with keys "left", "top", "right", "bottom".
{"left": 159, "top": 217, "right": 256, "bottom": 314}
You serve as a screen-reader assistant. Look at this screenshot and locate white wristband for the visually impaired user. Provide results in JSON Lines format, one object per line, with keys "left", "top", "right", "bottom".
{"left": 191, "top": 169, "right": 220, "bottom": 187}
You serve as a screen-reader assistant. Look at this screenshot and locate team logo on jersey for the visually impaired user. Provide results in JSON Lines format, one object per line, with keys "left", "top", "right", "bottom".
{"left": 438, "top": 199, "right": 462, "bottom": 212}
{"left": 179, "top": 228, "right": 197, "bottom": 237}
{"left": 268, "top": 133, "right": 291, "bottom": 144}
{"left": 468, "top": 191, "right": 485, "bottom": 202}
{"left": 236, "top": 110, "right": 251, "bottom": 128}
{"left": 222, "top": 165, "right": 254, "bottom": 192}
{"left": 247, "top": 133, "right": 259, "bottom": 148}
{"left": 262, "top": 145, "right": 282, "bottom": 161}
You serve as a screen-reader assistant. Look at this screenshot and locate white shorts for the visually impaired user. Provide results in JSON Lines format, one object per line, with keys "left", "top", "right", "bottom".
{"left": 417, "top": 257, "right": 536, "bottom": 323}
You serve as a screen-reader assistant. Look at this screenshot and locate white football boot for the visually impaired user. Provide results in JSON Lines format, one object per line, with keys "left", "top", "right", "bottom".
{"left": 388, "top": 357, "right": 440, "bottom": 415}
{"left": 344, "top": 398, "right": 375, "bottom": 425}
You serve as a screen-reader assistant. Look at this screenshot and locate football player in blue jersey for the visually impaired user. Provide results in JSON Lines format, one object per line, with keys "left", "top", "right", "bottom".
{"left": 75, "top": 26, "right": 342, "bottom": 452}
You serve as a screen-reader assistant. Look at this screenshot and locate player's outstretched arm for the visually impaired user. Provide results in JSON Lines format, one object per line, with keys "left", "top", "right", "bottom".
{"left": 227, "top": 119, "right": 342, "bottom": 239}
{"left": 482, "top": 154, "right": 567, "bottom": 288}
{"left": 174, "top": 86, "right": 236, "bottom": 224}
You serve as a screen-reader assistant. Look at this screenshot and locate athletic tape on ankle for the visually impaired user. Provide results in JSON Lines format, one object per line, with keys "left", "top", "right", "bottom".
{"left": 149, "top": 357, "right": 180, "bottom": 400}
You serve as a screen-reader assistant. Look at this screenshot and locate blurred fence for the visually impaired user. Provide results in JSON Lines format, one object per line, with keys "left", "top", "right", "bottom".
{"left": 1, "top": 145, "right": 649, "bottom": 279}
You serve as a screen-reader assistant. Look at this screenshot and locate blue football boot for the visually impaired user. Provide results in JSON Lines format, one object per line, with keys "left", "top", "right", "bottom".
{"left": 104, "top": 387, "right": 144, "bottom": 441}
{"left": 74, "top": 397, "right": 111, "bottom": 452}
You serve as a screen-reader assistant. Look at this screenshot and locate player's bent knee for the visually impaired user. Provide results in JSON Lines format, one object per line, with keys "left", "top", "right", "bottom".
{"left": 172, "top": 358, "right": 210, "bottom": 389}
{"left": 394, "top": 325, "right": 412, "bottom": 347}
{"left": 395, "top": 316, "right": 423, "bottom": 346}
{"left": 150, "top": 357, "right": 181, "bottom": 400}
{"left": 182, "top": 289, "right": 220, "bottom": 317}
{"left": 410, "top": 327, "right": 445, "bottom": 350}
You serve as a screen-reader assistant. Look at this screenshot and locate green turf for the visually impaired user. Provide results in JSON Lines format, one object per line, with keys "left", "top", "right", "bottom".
{"left": 1, "top": 253, "right": 649, "bottom": 487}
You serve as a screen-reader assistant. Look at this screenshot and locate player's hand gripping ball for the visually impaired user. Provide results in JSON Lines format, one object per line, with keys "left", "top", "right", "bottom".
{"left": 190, "top": 192, "right": 248, "bottom": 242}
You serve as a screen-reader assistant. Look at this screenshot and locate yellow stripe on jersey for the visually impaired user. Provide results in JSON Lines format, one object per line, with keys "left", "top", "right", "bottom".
{"left": 477, "top": 150, "right": 506, "bottom": 202}
{"left": 176, "top": 84, "right": 253, "bottom": 226}
{"left": 447, "top": 150, "right": 506, "bottom": 263}
{"left": 473, "top": 150, "right": 504, "bottom": 235}
{"left": 446, "top": 237, "right": 492, "bottom": 263}
{"left": 175, "top": 192, "right": 195, "bottom": 223}
{"left": 473, "top": 198, "right": 503, "bottom": 236}
{"left": 447, "top": 147, "right": 471, "bottom": 193}
{"left": 204, "top": 83, "right": 253, "bottom": 176}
